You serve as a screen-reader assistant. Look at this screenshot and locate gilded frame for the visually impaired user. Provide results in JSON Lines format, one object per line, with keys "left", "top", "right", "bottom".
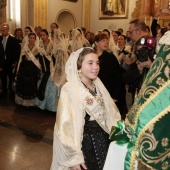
{"left": 99, "top": 0, "right": 129, "bottom": 19}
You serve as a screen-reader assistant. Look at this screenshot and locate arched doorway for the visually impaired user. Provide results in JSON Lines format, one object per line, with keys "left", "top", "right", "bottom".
{"left": 56, "top": 10, "right": 76, "bottom": 36}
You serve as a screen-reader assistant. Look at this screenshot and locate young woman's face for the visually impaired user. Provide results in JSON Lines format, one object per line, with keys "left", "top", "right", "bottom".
{"left": 85, "top": 33, "right": 91, "bottom": 41}
{"left": 118, "top": 35, "right": 126, "bottom": 47}
{"left": 157, "top": 29, "right": 162, "bottom": 38}
{"left": 40, "top": 32, "right": 48, "bottom": 41}
{"left": 28, "top": 35, "right": 36, "bottom": 44}
{"left": 25, "top": 28, "right": 31, "bottom": 36}
{"left": 80, "top": 53, "right": 100, "bottom": 82}
{"left": 95, "top": 38, "right": 109, "bottom": 51}
{"left": 50, "top": 24, "right": 57, "bottom": 31}
{"left": 16, "top": 30, "right": 23, "bottom": 38}
{"left": 112, "top": 32, "right": 119, "bottom": 42}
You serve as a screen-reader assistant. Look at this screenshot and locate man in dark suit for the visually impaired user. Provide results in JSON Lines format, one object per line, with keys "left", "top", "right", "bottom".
{"left": 0, "top": 23, "right": 20, "bottom": 95}
{"left": 0, "top": 42, "right": 5, "bottom": 95}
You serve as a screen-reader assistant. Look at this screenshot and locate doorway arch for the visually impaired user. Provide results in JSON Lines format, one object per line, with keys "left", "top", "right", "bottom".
{"left": 56, "top": 10, "right": 76, "bottom": 36}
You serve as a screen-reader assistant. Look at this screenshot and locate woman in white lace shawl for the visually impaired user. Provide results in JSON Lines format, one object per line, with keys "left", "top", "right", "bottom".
{"left": 68, "top": 28, "right": 90, "bottom": 54}
{"left": 35, "top": 29, "right": 57, "bottom": 112}
{"left": 50, "top": 47, "right": 121, "bottom": 170}
{"left": 15, "top": 32, "right": 45, "bottom": 107}
{"left": 22, "top": 25, "right": 39, "bottom": 48}
{"left": 36, "top": 29, "right": 68, "bottom": 112}
{"left": 103, "top": 28, "right": 119, "bottom": 58}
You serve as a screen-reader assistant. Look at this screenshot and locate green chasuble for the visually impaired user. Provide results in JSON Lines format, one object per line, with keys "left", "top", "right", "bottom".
{"left": 124, "top": 43, "right": 170, "bottom": 170}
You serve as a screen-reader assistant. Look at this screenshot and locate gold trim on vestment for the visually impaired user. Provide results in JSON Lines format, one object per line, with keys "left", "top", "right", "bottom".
{"left": 129, "top": 80, "right": 170, "bottom": 169}
{"left": 125, "top": 79, "right": 170, "bottom": 131}
{"left": 130, "top": 106, "right": 170, "bottom": 169}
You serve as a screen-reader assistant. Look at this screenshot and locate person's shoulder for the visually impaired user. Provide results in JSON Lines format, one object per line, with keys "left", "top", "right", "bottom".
{"left": 104, "top": 51, "right": 118, "bottom": 61}
{"left": 8, "top": 35, "right": 18, "bottom": 42}
{"left": 8, "top": 34, "right": 15, "bottom": 39}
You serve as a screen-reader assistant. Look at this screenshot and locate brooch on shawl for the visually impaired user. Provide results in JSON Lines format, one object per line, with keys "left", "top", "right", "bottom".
{"left": 85, "top": 97, "right": 93, "bottom": 105}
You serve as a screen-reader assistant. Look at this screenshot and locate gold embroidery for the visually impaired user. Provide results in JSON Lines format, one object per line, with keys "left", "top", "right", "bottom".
{"left": 161, "top": 138, "right": 169, "bottom": 147}
{"left": 83, "top": 86, "right": 109, "bottom": 133}
{"left": 125, "top": 58, "right": 168, "bottom": 131}
{"left": 130, "top": 105, "right": 170, "bottom": 169}
{"left": 156, "top": 77, "right": 165, "bottom": 86}
{"left": 162, "top": 161, "right": 169, "bottom": 170}
{"left": 125, "top": 45, "right": 170, "bottom": 169}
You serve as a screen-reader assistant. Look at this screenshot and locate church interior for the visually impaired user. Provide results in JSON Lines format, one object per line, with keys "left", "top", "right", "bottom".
{"left": 0, "top": 0, "right": 170, "bottom": 170}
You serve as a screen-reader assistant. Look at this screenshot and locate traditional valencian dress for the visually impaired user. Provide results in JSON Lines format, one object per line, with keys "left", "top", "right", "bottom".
{"left": 35, "top": 38, "right": 56, "bottom": 111}
{"left": 36, "top": 30, "right": 68, "bottom": 112}
{"left": 15, "top": 44, "right": 45, "bottom": 106}
{"left": 104, "top": 31, "right": 170, "bottom": 170}
{"left": 50, "top": 47, "right": 121, "bottom": 170}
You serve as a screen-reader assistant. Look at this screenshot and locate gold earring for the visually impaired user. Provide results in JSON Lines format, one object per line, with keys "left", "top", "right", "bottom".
{"left": 78, "top": 70, "right": 81, "bottom": 74}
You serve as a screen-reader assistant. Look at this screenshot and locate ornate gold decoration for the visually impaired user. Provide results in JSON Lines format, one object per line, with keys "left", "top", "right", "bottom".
{"left": 131, "top": 0, "right": 142, "bottom": 19}
{"left": 125, "top": 57, "right": 166, "bottom": 129}
{"left": 161, "top": 138, "right": 169, "bottom": 147}
{"left": 130, "top": 105, "right": 170, "bottom": 169}
{"left": 140, "top": 130, "right": 170, "bottom": 165}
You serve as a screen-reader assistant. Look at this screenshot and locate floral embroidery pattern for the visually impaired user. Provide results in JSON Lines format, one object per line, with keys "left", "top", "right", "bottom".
{"left": 162, "top": 161, "right": 169, "bottom": 170}
{"left": 161, "top": 138, "right": 169, "bottom": 147}
{"left": 156, "top": 77, "right": 165, "bottom": 86}
{"left": 85, "top": 97, "right": 93, "bottom": 106}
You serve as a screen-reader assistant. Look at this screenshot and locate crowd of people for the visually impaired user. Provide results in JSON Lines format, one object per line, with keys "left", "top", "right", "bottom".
{"left": 1, "top": 9, "right": 170, "bottom": 169}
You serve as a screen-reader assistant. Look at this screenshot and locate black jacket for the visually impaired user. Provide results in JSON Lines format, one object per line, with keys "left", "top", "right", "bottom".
{"left": 0, "top": 35, "right": 20, "bottom": 66}
{"left": 0, "top": 42, "right": 5, "bottom": 68}
{"left": 98, "top": 50, "right": 122, "bottom": 101}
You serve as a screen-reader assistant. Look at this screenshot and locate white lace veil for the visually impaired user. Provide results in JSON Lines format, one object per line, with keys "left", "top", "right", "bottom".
{"left": 68, "top": 29, "right": 84, "bottom": 53}
{"left": 16, "top": 32, "right": 41, "bottom": 73}
{"left": 52, "top": 29, "right": 68, "bottom": 88}
{"left": 21, "top": 32, "right": 40, "bottom": 56}
{"left": 22, "top": 25, "right": 39, "bottom": 47}
{"left": 76, "top": 27, "right": 90, "bottom": 47}
{"left": 65, "top": 47, "right": 121, "bottom": 135}
{"left": 107, "top": 29, "right": 119, "bottom": 58}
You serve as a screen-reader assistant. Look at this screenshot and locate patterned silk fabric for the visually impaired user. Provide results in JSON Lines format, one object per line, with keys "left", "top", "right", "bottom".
{"left": 124, "top": 44, "right": 170, "bottom": 170}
